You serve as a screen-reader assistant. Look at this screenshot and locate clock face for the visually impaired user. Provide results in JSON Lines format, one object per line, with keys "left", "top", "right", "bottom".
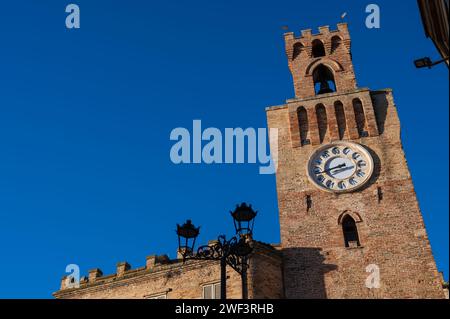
{"left": 307, "top": 142, "right": 374, "bottom": 193}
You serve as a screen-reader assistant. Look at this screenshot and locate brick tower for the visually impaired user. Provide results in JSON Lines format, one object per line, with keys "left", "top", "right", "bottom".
{"left": 266, "top": 23, "right": 445, "bottom": 298}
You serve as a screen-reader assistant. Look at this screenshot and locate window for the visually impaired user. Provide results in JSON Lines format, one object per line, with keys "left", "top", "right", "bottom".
{"left": 203, "top": 282, "right": 221, "bottom": 299}
{"left": 331, "top": 36, "right": 342, "bottom": 54}
{"left": 334, "top": 101, "right": 346, "bottom": 140}
{"left": 312, "top": 39, "right": 326, "bottom": 57}
{"left": 297, "top": 106, "right": 310, "bottom": 146}
{"left": 315, "top": 104, "right": 328, "bottom": 144}
{"left": 377, "top": 187, "right": 383, "bottom": 203}
{"left": 313, "top": 64, "right": 336, "bottom": 95}
{"left": 353, "top": 98, "right": 368, "bottom": 137}
{"left": 306, "top": 195, "right": 312, "bottom": 212}
{"left": 342, "top": 215, "right": 360, "bottom": 247}
{"left": 293, "top": 42, "right": 304, "bottom": 60}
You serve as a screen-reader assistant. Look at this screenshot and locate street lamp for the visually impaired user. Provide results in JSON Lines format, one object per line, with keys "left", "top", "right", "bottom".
{"left": 230, "top": 203, "right": 257, "bottom": 237}
{"left": 176, "top": 220, "right": 200, "bottom": 257}
{"left": 414, "top": 56, "right": 449, "bottom": 69}
{"left": 176, "top": 203, "right": 257, "bottom": 300}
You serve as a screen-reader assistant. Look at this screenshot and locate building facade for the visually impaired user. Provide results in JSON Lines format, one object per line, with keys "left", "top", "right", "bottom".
{"left": 53, "top": 23, "right": 446, "bottom": 299}
{"left": 418, "top": 0, "right": 449, "bottom": 65}
{"left": 53, "top": 242, "right": 284, "bottom": 299}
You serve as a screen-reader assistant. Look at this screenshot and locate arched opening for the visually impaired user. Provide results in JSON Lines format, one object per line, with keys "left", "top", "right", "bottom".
{"left": 293, "top": 42, "right": 305, "bottom": 60}
{"left": 331, "top": 36, "right": 342, "bottom": 54}
{"left": 353, "top": 98, "right": 368, "bottom": 137}
{"left": 334, "top": 101, "right": 346, "bottom": 140}
{"left": 312, "top": 39, "right": 326, "bottom": 58}
{"left": 313, "top": 64, "right": 336, "bottom": 95}
{"left": 342, "top": 215, "right": 360, "bottom": 247}
{"left": 315, "top": 104, "right": 327, "bottom": 144}
{"left": 297, "top": 106, "right": 310, "bottom": 146}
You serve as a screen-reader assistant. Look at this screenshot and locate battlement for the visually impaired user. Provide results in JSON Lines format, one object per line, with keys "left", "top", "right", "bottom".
{"left": 283, "top": 23, "right": 350, "bottom": 42}
{"left": 55, "top": 240, "right": 281, "bottom": 294}
{"left": 58, "top": 253, "right": 178, "bottom": 291}
{"left": 282, "top": 23, "right": 356, "bottom": 99}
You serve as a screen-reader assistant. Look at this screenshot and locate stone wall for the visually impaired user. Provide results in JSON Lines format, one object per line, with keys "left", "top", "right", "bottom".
{"left": 53, "top": 242, "right": 282, "bottom": 299}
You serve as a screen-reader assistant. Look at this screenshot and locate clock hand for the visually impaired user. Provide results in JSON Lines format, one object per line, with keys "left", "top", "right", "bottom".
{"left": 332, "top": 165, "right": 355, "bottom": 174}
{"left": 316, "top": 163, "right": 346, "bottom": 174}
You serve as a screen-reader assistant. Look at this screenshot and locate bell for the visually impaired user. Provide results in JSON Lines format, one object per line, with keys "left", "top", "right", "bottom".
{"left": 318, "top": 81, "right": 334, "bottom": 94}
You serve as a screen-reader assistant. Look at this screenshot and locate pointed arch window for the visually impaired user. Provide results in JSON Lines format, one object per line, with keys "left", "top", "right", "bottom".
{"left": 297, "top": 106, "right": 310, "bottom": 146}
{"left": 342, "top": 215, "right": 360, "bottom": 247}
{"left": 334, "top": 101, "right": 346, "bottom": 140}
{"left": 315, "top": 104, "right": 328, "bottom": 144}
{"left": 312, "top": 39, "right": 326, "bottom": 58}
{"left": 353, "top": 98, "right": 368, "bottom": 137}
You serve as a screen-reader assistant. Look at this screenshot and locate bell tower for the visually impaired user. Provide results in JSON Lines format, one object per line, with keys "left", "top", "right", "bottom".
{"left": 267, "top": 23, "right": 445, "bottom": 298}
{"left": 285, "top": 23, "right": 357, "bottom": 99}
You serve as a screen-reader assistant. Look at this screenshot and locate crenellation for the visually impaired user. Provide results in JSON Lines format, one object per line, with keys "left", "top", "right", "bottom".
{"left": 145, "top": 255, "right": 157, "bottom": 269}
{"left": 300, "top": 29, "right": 312, "bottom": 38}
{"left": 60, "top": 276, "right": 68, "bottom": 290}
{"left": 287, "top": 24, "right": 348, "bottom": 41}
{"left": 336, "top": 22, "right": 349, "bottom": 34}
{"left": 318, "top": 25, "right": 330, "bottom": 34}
{"left": 283, "top": 32, "right": 295, "bottom": 41}
{"left": 88, "top": 268, "right": 103, "bottom": 283}
{"left": 54, "top": 242, "right": 284, "bottom": 299}
{"left": 116, "top": 262, "right": 131, "bottom": 277}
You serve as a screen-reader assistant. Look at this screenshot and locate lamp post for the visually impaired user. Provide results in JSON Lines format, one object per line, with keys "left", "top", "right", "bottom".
{"left": 176, "top": 203, "right": 257, "bottom": 300}
{"left": 230, "top": 203, "right": 257, "bottom": 299}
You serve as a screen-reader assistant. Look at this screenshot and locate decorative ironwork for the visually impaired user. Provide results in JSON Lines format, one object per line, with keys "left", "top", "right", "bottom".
{"left": 179, "top": 235, "right": 252, "bottom": 276}
{"left": 176, "top": 203, "right": 257, "bottom": 299}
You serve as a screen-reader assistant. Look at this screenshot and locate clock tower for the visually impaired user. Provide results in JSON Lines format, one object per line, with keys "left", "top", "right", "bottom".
{"left": 267, "top": 23, "right": 445, "bottom": 298}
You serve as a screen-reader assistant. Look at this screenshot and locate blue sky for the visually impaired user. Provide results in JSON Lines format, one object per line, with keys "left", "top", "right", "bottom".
{"left": 0, "top": 1, "right": 448, "bottom": 298}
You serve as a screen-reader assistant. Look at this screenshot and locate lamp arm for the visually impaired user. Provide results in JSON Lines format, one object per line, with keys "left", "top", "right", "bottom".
{"left": 182, "top": 235, "right": 238, "bottom": 261}
{"left": 431, "top": 56, "right": 449, "bottom": 66}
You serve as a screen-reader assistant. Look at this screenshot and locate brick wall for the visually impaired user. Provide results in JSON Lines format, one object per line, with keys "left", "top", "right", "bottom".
{"left": 267, "top": 80, "right": 445, "bottom": 300}
{"left": 266, "top": 23, "right": 445, "bottom": 299}
{"left": 248, "top": 244, "right": 284, "bottom": 299}
{"left": 284, "top": 23, "right": 357, "bottom": 99}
